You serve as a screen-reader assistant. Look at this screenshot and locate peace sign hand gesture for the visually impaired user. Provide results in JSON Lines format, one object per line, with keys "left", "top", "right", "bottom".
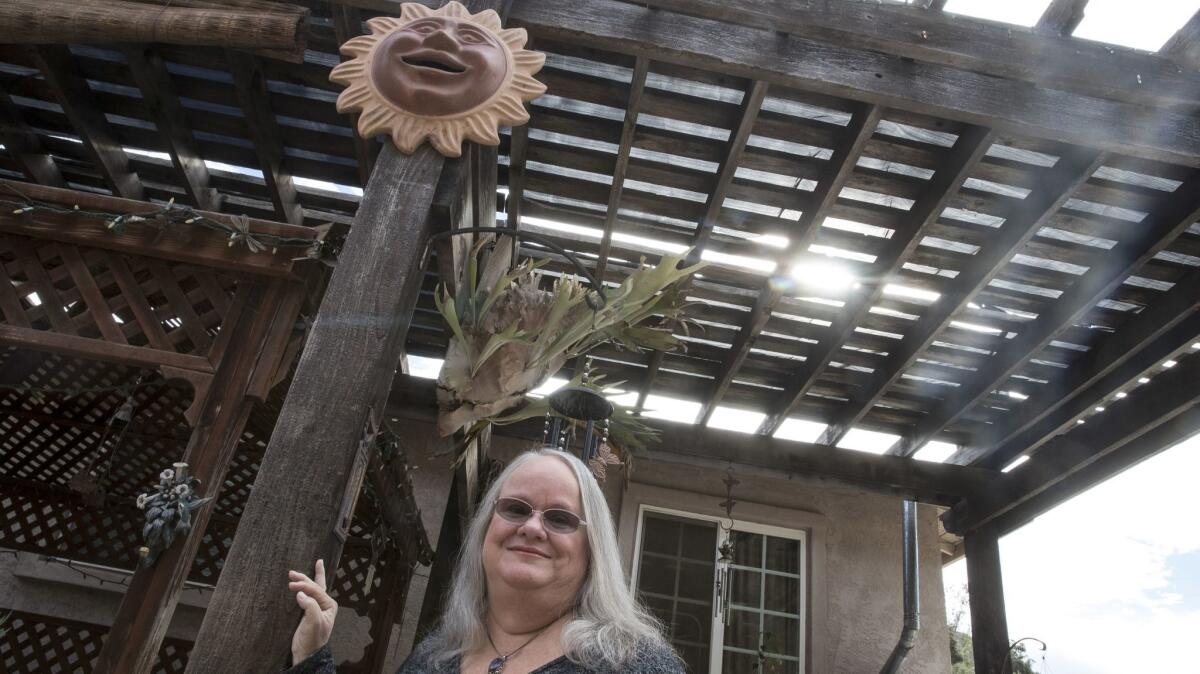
{"left": 289, "top": 559, "right": 339, "bottom": 665}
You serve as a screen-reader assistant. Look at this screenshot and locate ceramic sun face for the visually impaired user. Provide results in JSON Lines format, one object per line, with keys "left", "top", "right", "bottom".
{"left": 330, "top": 1, "right": 546, "bottom": 157}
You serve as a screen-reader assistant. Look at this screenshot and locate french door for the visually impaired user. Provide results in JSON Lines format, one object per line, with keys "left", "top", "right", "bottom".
{"left": 632, "top": 507, "right": 807, "bottom": 674}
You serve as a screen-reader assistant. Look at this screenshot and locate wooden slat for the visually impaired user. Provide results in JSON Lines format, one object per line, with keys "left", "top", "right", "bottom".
{"left": 595, "top": 55, "right": 648, "bottom": 281}
{"left": 103, "top": 251, "right": 172, "bottom": 350}
{"left": 123, "top": 45, "right": 222, "bottom": 211}
{"left": 145, "top": 260, "right": 212, "bottom": 353}
{"left": 961, "top": 268, "right": 1200, "bottom": 469}
{"left": 10, "top": 237, "right": 73, "bottom": 333}
{"left": 1161, "top": 9, "right": 1200, "bottom": 67}
{"left": 0, "top": 88, "right": 66, "bottom": 187}
{"left": 502, "top": 0, "right": 1200, "bottom": 166}
{"left": 31, "top": 45, "right": 144, "bottom": 200}
{"left": 758, "top": 125, "right": 995, "bottom": 435}
{"left": 57, "top": 245, "right": 126, "bottom": 343}
{"left": 1035, "top": 0, "right": 1089, "bottom": 36}
{"left": 226, "top": 50, "right": 304, "bottom": 225}
{"left": 698, "top": 103, "right": 882, "bottom": 424}
{"left": 817, "top": 148, "right": 1106, "bottom": 447}
{"left": 893, "top": 169, "right": 1200, "bottom": 456}
{"left": 0, "top": 322, "right": 213, "bottom": 372}
{"left": 634, "top": 0, "right": 1194, "bottom": 108}
{"left": 0, "top": 258, "right": 33, "bottom": 328}
{"left": 332, "top": 4, "right": 379, "bottom": 186}
{"left": 504, "top": 122, "right": 528, "bottom": 261}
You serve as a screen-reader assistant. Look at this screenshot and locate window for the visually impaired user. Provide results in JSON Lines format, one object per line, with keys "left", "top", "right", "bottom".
{"left": 632, "top": 508, "right": 808, "bottom": 673}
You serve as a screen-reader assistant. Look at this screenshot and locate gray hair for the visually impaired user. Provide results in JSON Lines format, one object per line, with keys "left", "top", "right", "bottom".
{"left": 428, "top": 447, "right": 669, "bottom": 668}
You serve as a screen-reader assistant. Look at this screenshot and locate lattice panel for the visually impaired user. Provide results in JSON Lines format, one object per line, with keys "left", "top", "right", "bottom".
{"left": 0, "top": 233, "right": 238, "bottom": 358}
{"left": 0, "top": 608, "right": 192, "bottom": 673}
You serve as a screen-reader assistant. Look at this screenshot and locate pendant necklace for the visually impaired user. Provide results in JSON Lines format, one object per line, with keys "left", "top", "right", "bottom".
{"left": 485, "top": 621, "right": 553, "bottom": 674}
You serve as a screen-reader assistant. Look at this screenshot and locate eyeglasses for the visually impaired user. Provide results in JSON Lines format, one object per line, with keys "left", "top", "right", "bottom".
{"left": 493, "top": 496, "right": 587, "bottom": 534}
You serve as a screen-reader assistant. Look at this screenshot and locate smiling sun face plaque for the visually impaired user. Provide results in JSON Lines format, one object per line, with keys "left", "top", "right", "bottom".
{"left": 330, "top": 1, "right": 546, "bottom": 157}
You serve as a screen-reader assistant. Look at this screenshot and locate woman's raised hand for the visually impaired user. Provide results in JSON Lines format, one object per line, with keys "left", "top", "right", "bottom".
{"left": 289, "top": 558, "right": 338, "bottom": 665}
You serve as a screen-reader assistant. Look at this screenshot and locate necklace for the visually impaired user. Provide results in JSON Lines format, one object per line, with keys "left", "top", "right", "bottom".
{"left": 484, "top": 621, "right": 554, "bottom": 674}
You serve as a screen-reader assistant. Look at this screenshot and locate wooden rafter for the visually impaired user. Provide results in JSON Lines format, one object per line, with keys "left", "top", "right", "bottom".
{"left": 816, "top": 148, "right": 1106, "bottom": 448}
{"left": 961, "top": 268, "right": 1200, "bottom": 469}
{"left": 31, "top": 45, "right": 144, "bottom": 200}
{"left": 1162, "top": 9, "right": 1200, "bottom": 68}
{"left": 226, "top": 51, "right": 304, "bottom": 225}
{"left": 123, "top": 45, "right": 222, "bottom": 211}
{"left": 893, "top": 169, "right": 1200, "bottom": 456}
{"left": 698, "top": 103, "right": 883, "bottom": 425}
{"left": 500, "top": 0, "right": 1200, "bottom": 166}
{"left": 0, "top": 88, "right": 66, "bottom": 187}
{"left": 332, "top": 4, "right": 379, "bottom": 186}
{"left": 1036, "top": 0, "right": 1089, "bottom": 36}
{"left": 594, "top": 55, "right": 648, "bottom": 282}
{"left": 504, "top": 123, "right": 528, "bottom": 249}
{"left": 944, "top": 351, "right": 1200, "bottom": 535}
{"left": 758, "top": 125, "right": 995, "bottom": 436}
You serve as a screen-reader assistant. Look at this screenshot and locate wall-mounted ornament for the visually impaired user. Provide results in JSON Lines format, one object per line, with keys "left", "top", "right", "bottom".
{"left": 135, "top": 462, "right": 212, "bottom": 567}
{"left": 329, "top": 1, "right": 546, "bottom": 157}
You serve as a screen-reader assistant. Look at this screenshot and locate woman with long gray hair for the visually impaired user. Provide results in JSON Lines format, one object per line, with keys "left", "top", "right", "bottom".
{"left": 284, "top": 447, "right": 683, "bottom": 673}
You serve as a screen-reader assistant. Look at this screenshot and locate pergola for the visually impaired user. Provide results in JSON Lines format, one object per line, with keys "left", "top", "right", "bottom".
{"left": 1, "top": 1, "right": 1198, "bottom": 673}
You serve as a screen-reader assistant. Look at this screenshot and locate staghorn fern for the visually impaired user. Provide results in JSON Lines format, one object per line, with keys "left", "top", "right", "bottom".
{"left": 435, "top": 240, "right": 701, "bottom": 443}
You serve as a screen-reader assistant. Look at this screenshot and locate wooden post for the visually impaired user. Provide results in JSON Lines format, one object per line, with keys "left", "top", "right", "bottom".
{"left": 964, "top": 524, "right": 1011, "bottom": 674}
{"left": 91, "top": 279, "right": 296, "bottom": 674}
{"left": 185, "top": 141, "right": 449, "bottom": 672}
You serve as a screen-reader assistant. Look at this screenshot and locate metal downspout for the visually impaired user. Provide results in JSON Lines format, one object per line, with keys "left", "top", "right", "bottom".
{"left": 880, "top": 500, "right": 920, "bottom": 674}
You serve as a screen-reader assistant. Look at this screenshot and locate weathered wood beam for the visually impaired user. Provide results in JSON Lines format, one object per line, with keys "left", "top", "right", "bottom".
{"left": 497, "top": 0, "right": 1200, "bottom": 166}
{"left": 758, "top": 125, "right": 995, "bottom": 436}
{"left": 32, "top": 45, "right": 144, "bottom": 200}
{"left": 985, "top": 404, "right": 1200, "bottom": 537}
{"left": 187, "top": 136, "right": 451, "bottom": 672}
{"left": 504, "top": 122, "right": 528, "bottom": 258}
{"left": 1036, "top": 0, "right": 1089, "bottom": 36}
{"left": 0, "top": 324, "right": 214, "bottom": 373}
{"left": 124, "top": 46, "right": 223, "bottom": 212}
{"left": 0, "top": 0, "right": 307, "bottom": 55}
{"left": 0, "top": 88, "right": 66, "bottom": 187}
{"left": 386, "top": 372, "right": 1001, "bottom": 507}
{"left": 1161, "top": 9, "right": 1200, "bottom": 67}
{"left": 92, "top": 281, "right": 293, "bottom": 674}
{"left": 226, "top": 51, "right": 304, "bottom": 225}
{"left": 893, "top": 169, "right": 1200, "bottom": 456}
{"left": 944, "top": 351, "right": 1200, "bottom": 536}
{"left": 818, "top": 149, "right": 1106, "bottom": 448}
{"left": 333, "top": 4, "right": 380, "bottom": 187}
{"left": 960, "top": 269, "right": 1200, "bottom": 469}
{"left": 594, "top": 55, "right": 648, "bottom": 283}
{"left": 633, "top": 0, "right": 1195, "bottom": 109}
{"left": 0, "top": 180, "right": 318, "bottom": 278}
{"left": 698, "top": 103, "right": 882, "bottom": 425}
{"left": 964, "top": 524, "right": 1009, "bottom": 674}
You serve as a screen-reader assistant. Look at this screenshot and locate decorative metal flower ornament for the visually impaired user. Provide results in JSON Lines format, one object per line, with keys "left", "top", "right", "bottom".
{"left": 135, "top": 462, "right": 212, "bottom": 567}
{"left": 329, "top": 1, "right": 546, "bottom": 157}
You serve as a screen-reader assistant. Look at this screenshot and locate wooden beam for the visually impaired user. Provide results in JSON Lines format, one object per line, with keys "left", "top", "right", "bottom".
{"left": 893, "top": 169, "right": 1200, "bottom": 456}
{"left": 0, "top": 88, "right": 66, "bottom": 187}
{"left": 91, "top": 281, "right": 293, "bottom": 674}
{"left": 385, "top": 373, "right": 1000, "bottom": 507}
{"left": 818, "top": 149, "right": 1106, "bottom": 448}
{"left": 1035, "top": 0, "right": 1089, "bottom": 36}
{"left": 698, "top": 103, "right": 882, "bottom": 425}
{"left": 187, "top": 132, "right": 449, "bottom": 669}
{"left": 945, "top": 350, "right": 1200, "bottom": 536}
{"left": 595, "top": 55, "right": 648, "bottom": 282}
{"left": 32, "top": 45, "right": 144, "bottom": 200}
{"left": 333, "top": 4, "right": 380, "bottom": 187}
{"left": 1161, "top": 9, "right": 1200, "bottom": 67}
{"left": 633, "top": 0, "right": 1193, "bottom": 109}
{"left": 964, "top": 524, "right": 1009, "bottom": 674}
{"left": 0, "top": 0, "right": 307, "bottom": 55}
{"left": 499, "top": 0, "right": 1200, "bottom": 166}
{"left": 124, "top": 45, "right": 223, "bottom": 211}
{"left": 0, "top": 323, "right": 214, "bottom": 373}
{"left": 759, "top": 125, "right": 995, "bottom": 436}
{"left": 226, "top": 51, "right": 304, "bottom": 225}
{"left": 504, "top": 122, "right": 528, "bottom": 261}
{"left": 961, "top": 269, "right": 1200, "bottom": 469}
{"left": 0, "top": 180, "right": 318, "bottom": 278}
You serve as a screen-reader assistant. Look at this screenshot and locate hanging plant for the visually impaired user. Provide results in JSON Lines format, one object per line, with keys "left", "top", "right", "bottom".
{"left": 435, "top": 239, "right": 702, "bottom": 445}
{"left": 135, "top": 462, "right": 212, "bottom": 567}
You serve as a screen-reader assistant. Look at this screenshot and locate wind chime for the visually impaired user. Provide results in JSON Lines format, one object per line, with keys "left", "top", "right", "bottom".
{"left": 714, "top": 466, "right": 739, "bottom": 625}
{"left": 542, "top": 358, "right": 613, "bottom": 465}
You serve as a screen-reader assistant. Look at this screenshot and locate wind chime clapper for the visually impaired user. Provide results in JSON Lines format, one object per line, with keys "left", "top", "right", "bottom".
{"left": 543, "top": 358, "right": 613, "bottom": 464}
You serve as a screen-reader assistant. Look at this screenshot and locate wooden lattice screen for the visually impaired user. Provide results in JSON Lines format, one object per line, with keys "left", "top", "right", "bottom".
{"left": 0, "top": 609, "right": 193, "bottom": 674}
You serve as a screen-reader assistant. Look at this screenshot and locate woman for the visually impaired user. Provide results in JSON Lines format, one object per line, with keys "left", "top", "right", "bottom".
{"left": 285, "top": 447, "right": 683, "bottom": 673}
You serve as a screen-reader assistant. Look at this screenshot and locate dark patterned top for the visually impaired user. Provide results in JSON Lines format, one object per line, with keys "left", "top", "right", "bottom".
{"left": 284, "top": 636, "right": 684, "bottom": 674}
